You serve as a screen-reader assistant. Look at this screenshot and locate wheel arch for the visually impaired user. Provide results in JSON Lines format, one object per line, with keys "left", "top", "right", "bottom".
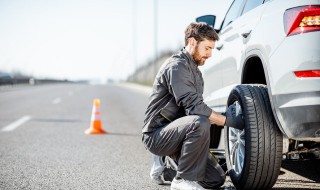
{"left": 241, "top": 50, "right": 268, "bottom": 86}
{"left": 242, "top": 56, "right": 266, "bottom": 85}
{"left": 241, "top": 49, "right": 286, "bottom": 137}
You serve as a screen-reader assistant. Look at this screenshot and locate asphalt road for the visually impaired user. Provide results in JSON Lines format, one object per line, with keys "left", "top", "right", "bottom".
{"left": 0, "top": 83, "right": 319, "bottom": 190}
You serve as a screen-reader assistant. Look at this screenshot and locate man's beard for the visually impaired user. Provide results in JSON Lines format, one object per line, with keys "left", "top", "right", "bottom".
{"left": 192, "top": 45, "right": 207, "bottom": 66}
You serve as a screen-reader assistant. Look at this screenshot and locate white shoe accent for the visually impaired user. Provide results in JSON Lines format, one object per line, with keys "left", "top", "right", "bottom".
{"left": 171, "top": 178, "right": 205, "bottom": 190}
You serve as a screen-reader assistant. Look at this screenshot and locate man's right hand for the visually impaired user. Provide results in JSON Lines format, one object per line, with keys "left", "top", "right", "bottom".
{"left": 223, "top": 103, "right": 244, "bottom": 130}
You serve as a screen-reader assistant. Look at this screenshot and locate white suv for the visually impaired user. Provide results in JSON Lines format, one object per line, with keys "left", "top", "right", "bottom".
{"left": 197, "top": 0, "right": 320, "bottom": 189}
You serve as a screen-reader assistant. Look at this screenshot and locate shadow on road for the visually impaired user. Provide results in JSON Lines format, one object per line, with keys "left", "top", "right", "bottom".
{"left": 107, "top": 132, "right": 140, "bottom": 137}
{"left": 281, "top": 159, "right": 320, "bottom": 183}
{"left": 273, "top": 187, "right": 319, "bottom": 190}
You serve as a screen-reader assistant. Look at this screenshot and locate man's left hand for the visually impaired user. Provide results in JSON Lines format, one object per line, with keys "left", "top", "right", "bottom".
{"left": 223, "top": 103, "right": 244, "bottom": 130}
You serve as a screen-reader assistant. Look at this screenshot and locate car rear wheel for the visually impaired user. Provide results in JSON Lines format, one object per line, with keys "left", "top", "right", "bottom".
{"left": 224, "top": 84, "right": 283, "bottom": 190}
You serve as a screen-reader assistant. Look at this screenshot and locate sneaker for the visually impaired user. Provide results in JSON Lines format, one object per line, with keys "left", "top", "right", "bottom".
{"left": 151, "top": 175, "right": 164, "bottom": 185}
{"left": 171, "top": 178, "right": 205, "bottom": 190}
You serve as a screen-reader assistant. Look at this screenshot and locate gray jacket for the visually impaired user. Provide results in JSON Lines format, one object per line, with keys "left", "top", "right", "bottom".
{"left": 142, "top": 48, "right": 212, "bottom": 133}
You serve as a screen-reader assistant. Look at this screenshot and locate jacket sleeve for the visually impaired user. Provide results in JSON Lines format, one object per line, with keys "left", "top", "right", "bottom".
{"left": 165, "top": 61, "right": 212, "bottom": 117}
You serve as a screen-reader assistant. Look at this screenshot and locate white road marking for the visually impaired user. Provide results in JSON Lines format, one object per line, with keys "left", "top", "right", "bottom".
{"left": 52, "top": 98, "right": 61, "bottom": 104}
{"left": 2, "top": 116, "right": 32, "bottom": 132}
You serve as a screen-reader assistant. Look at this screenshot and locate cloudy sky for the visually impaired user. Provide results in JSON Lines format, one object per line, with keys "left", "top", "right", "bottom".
{"left": 0, "top": 0, "right": 232, "bottom": 82}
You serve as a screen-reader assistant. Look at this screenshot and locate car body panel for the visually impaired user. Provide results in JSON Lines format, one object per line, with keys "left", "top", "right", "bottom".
{"left": 202, "top": 1, "right": 267, "bottom": 112}
{"left": 201, "top": 0, "right": 320, "bottom": 140}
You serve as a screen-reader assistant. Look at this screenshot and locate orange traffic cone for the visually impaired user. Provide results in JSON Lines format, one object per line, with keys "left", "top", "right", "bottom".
{"left": 85, "top": 98, "right": 107, "bottom": 134}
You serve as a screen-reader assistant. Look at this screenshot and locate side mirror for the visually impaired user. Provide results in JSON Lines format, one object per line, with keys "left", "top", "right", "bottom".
{"left": 196, "top": 15, "right": 220, "bottom": 33}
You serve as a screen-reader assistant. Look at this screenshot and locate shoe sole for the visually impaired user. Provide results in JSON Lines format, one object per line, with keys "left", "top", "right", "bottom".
{"left": 152, "top": 179, "right": 164, "bottom": 185}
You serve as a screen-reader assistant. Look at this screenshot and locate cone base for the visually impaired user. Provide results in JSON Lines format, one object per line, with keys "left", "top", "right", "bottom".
{"left": 85, "top": 127, "right": 107, "bottom": 135}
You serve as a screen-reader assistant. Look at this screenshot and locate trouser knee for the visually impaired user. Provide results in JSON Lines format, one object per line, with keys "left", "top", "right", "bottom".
{"left": 194, "top": 116, "right": 211, "bottom": 135}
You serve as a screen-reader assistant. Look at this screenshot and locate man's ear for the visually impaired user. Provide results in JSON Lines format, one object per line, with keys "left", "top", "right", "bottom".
{"left": 189, "top": 37, "right": 197, "bottom": 47}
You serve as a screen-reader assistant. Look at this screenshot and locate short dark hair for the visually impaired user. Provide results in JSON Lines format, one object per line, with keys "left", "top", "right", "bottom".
{"left": 184, "top": 22, "right": 219, "bottom": 46}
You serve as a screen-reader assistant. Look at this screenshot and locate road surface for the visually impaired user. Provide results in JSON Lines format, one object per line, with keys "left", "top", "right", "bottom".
{"left": 0, "top": 83, "right": 319, "bottom": 189}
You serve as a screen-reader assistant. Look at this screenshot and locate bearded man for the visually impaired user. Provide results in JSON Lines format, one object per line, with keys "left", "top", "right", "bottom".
{"left": 142, "top": 22, "right": 244, "bottom": 190}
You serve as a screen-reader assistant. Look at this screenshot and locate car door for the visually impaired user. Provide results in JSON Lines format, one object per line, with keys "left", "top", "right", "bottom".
{"left": 219, "top": 0, "right": 267, "bottom": 106}
{"left": 203, "top": 0, "right": 246, "bottom": 112}
{"left": 201, "top": 48, "right": 223, "bottom": 112}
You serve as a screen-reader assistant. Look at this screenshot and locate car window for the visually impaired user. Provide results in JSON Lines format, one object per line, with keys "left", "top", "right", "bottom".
{"left": 221, "top": 0, "right": 246, "bottom": 30}
{"left": 242, "top": 0, "right": 264, "bottom": 15}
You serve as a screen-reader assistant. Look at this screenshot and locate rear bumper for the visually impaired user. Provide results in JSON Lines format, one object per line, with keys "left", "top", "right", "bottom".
{"left": 272, "top": 91, "right": 320, "bottom": 140}
{"left": 267, "top": 30, "right": 320, "bottom": 140}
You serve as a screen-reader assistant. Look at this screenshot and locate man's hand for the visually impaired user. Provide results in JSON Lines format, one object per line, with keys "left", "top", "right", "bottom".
{"left": 223, "top": 103, "right": 244, "bottom": 130}
{"left": 209, "top": 111, "right": 226, "bottom": 126}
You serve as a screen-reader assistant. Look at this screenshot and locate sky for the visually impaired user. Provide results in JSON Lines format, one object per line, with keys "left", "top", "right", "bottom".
{"left": 0, "top": 0, "right": 232, "bottom": 82}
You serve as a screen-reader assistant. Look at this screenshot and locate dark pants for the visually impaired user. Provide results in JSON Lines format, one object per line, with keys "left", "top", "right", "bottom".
{"left": 143, "top": 115, "right": 225, "bottom": 188}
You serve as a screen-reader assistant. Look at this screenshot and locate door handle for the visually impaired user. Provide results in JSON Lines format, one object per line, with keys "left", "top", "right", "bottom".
{"left": 241, "top": 30, "right": 252, "bottom": 38}
{"left": 216, "top": 43, "right": 223, "bottom": 50}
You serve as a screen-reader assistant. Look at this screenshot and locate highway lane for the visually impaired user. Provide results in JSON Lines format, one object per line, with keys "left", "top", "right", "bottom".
{"left": 0, "top": 83, "right": 319, "bottom": 189}
{"left": 0, "top": 83, "right": 165, "bottom": 190}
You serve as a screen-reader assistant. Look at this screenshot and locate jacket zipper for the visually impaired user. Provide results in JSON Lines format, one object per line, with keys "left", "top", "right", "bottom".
{"left": 160, "top": 112, "right": 172, "bottom": 122}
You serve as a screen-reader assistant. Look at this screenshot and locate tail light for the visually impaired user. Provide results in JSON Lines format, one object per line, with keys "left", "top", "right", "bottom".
{"left": 294, "top": 70, "right": 320, "bottom": 78}
{"left": 284, "top": 5, "right": 320, "bottom": 36}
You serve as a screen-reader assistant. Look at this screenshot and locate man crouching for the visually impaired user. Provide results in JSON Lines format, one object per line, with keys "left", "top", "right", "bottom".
{"left": 142, "top": 22, "right": 244, "bottom": 190}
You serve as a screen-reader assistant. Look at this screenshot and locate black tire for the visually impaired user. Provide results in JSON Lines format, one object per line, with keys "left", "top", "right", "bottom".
{"left": 224, "top": 84, "right": 283, "bottom": 190}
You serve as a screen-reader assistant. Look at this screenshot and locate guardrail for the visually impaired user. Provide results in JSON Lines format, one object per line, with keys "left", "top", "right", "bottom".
{"left": 0, "top": 78, "right": 70, "bottom": 86}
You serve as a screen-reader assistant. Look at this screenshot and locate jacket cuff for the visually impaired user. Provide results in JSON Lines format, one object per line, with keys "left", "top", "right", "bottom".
{"left": 203, "top": 106, "right": 212, "bottom": 118}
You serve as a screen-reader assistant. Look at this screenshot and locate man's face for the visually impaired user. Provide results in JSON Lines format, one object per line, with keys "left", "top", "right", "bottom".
{"left": 191, "top": 39, "right": 215, "bottom": 66}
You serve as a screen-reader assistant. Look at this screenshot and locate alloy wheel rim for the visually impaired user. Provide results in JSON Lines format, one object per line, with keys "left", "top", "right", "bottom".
{"left": 228, "top": 101, "right": 245, "bottom": 175}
